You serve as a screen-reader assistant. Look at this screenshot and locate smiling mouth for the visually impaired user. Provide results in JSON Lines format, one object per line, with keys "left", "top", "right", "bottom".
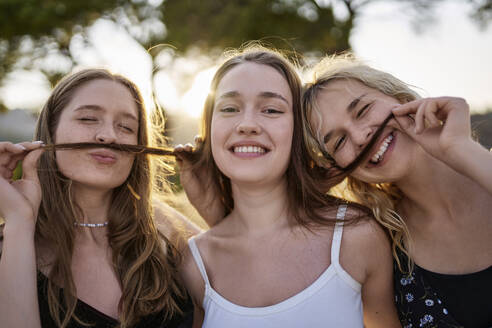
{"left": 232, "top": 145, "right": 267, "bottom": 154}
{"left": 369, "top": 132, "right": 394, "bottom": 164}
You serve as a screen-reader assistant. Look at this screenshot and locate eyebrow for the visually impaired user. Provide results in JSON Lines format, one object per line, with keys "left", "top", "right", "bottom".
{"left": 74, "top": 104, "right": 138, "bottom": 122}
{"left": 216, "top": 91, "right": 240, "bottom": 101}
{"left": 322, "top": 93, "right": 367, "bottom": 144}
{"left": 216, "top": 91, "right": 290, "bottom": 105}
{"left": 259, "top": 91, "right": 290, "bottom": 105}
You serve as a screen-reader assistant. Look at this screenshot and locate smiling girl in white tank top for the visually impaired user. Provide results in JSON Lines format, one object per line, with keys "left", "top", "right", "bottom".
{"left": 178, "top": 46, "right": 401, "bottom": 327}
{"left": 189, "top": 205, "right": 365, "bottom": 327}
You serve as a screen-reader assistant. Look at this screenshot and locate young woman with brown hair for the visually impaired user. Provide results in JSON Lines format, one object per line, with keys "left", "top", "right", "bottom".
{"left": 302, "top": 55, "right": 492, "bottom": 327}
{"left": 0, "top": 69, "right": 198, "bottom": 328}
{"left": 178, "top": 46, "right": 401, "bottom": 327}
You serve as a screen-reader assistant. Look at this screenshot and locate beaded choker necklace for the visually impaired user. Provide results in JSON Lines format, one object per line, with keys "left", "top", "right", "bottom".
{"left": 73, "top": 221, "right": 109, "bottom": 228}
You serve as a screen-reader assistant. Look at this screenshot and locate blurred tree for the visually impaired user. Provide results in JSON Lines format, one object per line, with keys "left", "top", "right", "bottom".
{"left": 0, "top": 0, "right": 163, "bottom": 85}
{"left": 471, "top": 109, "right": 492, "bottom": 149}
{"left": 0, "top": 0, "right": 490, "bottom": 108}
{"left": 468, "top": 0, "right": 492, "bottom": 29}
{"left": 162, "top": 0, "right": 344, "bottom": 56}
{"left": 161, "top": 0, "right": 492, "bottom": 55}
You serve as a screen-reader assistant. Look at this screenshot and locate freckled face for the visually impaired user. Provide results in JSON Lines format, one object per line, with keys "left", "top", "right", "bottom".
{"left": 211, "top": 62, "right": 294, "bottom": 186}
{"left": 313, "top": 79, "right": 418, "bottom": 183}
{"left": 54, "top": 79, "right": 140, "bottom": 190}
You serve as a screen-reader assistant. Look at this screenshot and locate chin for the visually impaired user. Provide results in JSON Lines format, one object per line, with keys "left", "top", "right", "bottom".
{"left": 230, "top": 171, "right": 285, "bottom": 186}
{"left": 69, "top": 173, "right": 128, "bottom": 190}
{"left": 77, "top": 182, "right": 126, "bottom": 192}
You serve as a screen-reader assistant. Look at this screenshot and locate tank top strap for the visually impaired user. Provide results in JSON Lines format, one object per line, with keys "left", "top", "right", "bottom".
{"left": 188, "top": 236, "right": 211, "bottom": 286}
{"left": 331, "top": 204, "right": 347, "bottom": 266}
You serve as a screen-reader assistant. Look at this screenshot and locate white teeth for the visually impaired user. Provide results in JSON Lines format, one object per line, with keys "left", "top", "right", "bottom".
{"left": 370, "top": 134, "right": 393, "bottom": 163}
{"left": 234, "top": 146, "right": 266, "bottom": 153}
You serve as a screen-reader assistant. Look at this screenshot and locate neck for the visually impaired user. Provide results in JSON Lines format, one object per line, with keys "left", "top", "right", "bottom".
{"left": 395, "top": 149, "right": 477, "bottom": 223}
{"left": 71, "top": 184, "right": 113, "bottom": 244}
{"left": 227, "top": 178, "right": 292, "bottom": 236}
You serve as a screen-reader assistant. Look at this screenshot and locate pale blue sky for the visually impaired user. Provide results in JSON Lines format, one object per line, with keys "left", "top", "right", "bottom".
{"left": 352, "top": 1, "right": 492, "bottom": 112}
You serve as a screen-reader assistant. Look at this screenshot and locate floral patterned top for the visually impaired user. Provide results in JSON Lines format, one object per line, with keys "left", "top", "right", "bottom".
{"left": 394, "top": 248, "right": 492, "bottom": 328}
{"left": 394, "top": 264, "right": 461, "bottom": 327}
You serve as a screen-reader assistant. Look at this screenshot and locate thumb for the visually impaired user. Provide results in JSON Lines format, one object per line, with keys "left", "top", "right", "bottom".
{"left": 22, "top": 148, "right": 44, "bottom": 183}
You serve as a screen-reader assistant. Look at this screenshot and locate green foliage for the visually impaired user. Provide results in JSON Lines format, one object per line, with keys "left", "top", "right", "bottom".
{"left": 471, "top": 110, "right": 492, "bottom": 149}
{"left": 0, "top": 0, "right": 119, "bottom": 40}
{"left": 161, "top": 0, "right": 350, "bottom": 55}
{"left": 0, "top": 0, "right": 491, "bottom": 99}
{"left": 0, "top": 0, "right": 151, "bottom": 84}
{"left": 12, "top": 160, "right": 23, "bottom": 181}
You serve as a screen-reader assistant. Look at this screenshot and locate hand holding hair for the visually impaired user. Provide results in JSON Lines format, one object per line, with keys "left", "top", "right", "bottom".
{"left": 391, "top": 97, "right": 472, "bottom": 161}
{"left": 392, "top": 97, "right": 492, "bottom": 195}
{"left": 174, "top": 137, "right": 226, "bottom": 227}
{"left": 0, "top": 141, "right": 44, "bottom": 228}
{"left": 39, "top": 142, "right": 202, "bottom": 162}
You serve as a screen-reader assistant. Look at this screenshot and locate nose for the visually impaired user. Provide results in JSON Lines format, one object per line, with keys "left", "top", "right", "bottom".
{"left": 236, "top": 111, "right": 261, "bottom": 135}
{"left": 353, "top": 126, "right": 373, "bottom": 149}
{"left": 95, "top": 124, "right": 117, "bottom": 143}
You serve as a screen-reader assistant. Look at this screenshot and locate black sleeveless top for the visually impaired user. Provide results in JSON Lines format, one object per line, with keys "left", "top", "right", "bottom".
{"left": 394, "top": 248, "right": 492, "bottom": 328}
{"left": 37, "top": 272, "right": 193, "bottom": 328}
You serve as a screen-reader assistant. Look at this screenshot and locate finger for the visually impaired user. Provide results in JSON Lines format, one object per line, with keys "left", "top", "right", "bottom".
{"left": 17, "top": 140, "right": 44, "bottom": 151}
{"left": 391, "top": 100, "right": 421, "bottom": 116}
{"left": 0, "top": 142, "right": 27, "bottom": 154}
{"left": 21, "top": 148, "right": 44, "bottom": 183}
{"left": 414, "top": 102, "right": 427, "bottom": 134}
{"left": 0, "top": 143, "right": 27, "bottom": 167}
{"left": 7, "top": 155, "right": 24, "bottom": 170}
{"left": 393, "top": 114, "right": 416, "bottom": 135}
{"left": 3, "top": 141, "right": 44, "bottom": 168}
{"left": 433, "top": 97, "right": 465, "bottom": 122}
{"left": 184, "top": 143, "right": 193, "bottom": 152}
{"left": 0, "top": 167, "right": 13, "bottom": 180}
{"left": 194, "top": 135, "right": 203, "bottom": 145}
{"left": 394, "top": 112, "right": 433, "bottom": 149}
{"left": 424, "top": 101, "right": 441, "bottom": 128}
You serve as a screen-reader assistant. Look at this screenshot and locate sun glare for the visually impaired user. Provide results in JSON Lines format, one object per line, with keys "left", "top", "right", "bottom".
{"left": 181, "top": 67, "right": 217, "bottom": 118}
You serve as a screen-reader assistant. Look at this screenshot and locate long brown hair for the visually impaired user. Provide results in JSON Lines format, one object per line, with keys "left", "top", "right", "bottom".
{"left": 302, "top": 54, "right": 420, "bottom": 271}
{"left": 191, "top": 45, "right": 368, "bottom": 228}
{"left": 34, "top": 68, "right": 186, "bottom": 327}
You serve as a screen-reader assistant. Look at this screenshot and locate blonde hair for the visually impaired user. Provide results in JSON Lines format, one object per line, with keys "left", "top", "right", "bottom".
{"left": 35, "top": 69, "right": 186, "bottom": 327}
{"left": 302, "top": 54, "right": 420, "bottom": 271}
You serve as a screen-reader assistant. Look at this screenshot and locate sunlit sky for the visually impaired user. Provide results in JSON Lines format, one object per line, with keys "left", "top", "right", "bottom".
{"left": 1, "top": 0, "right": 491, "bottom": 118}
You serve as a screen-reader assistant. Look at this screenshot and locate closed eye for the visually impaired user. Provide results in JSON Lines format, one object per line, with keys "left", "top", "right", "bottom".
{"left": 220, "top": 107, "right": 238, "bottom": 113}
{"left": 78, "top": 117, "right": 97, "bottom": 122}
{"left": 119, "top": 124, "right": 134, "bottom": 133}
{"left": 356, "top": 102, "right": 372, "bottom": 118}
{"left": 334, "top": 135, "right": 346, "bottom": 152}
{"left": 263, "top": 108, "right": 283, "bottom": 114}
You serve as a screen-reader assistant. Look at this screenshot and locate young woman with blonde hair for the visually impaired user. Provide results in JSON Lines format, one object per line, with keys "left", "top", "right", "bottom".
{"left": 178, "top": 46, "right": 401, "bottom": 327}
{"left": 0, "top": 69, "right": 198, "bottom": 328}
{"left": 302, "top": 55, "right": 492, "bottom": 327}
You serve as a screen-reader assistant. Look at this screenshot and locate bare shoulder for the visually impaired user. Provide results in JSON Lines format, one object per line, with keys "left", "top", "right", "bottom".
{"left": 179, "top": 233, "right": 206, "bottom": 308}
{"left": 339, "top": 207, "right": 392, "bottom": 284}
{"left": 153, "top": 200, "right": 203, "bottom": 249}
{"left": 343, "top": 208, "right": 390, "bottom": 249}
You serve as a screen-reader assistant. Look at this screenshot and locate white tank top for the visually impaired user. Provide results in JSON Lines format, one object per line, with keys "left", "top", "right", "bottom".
{"left": 188, "top": 205, "right": 364, "bottom": 328}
